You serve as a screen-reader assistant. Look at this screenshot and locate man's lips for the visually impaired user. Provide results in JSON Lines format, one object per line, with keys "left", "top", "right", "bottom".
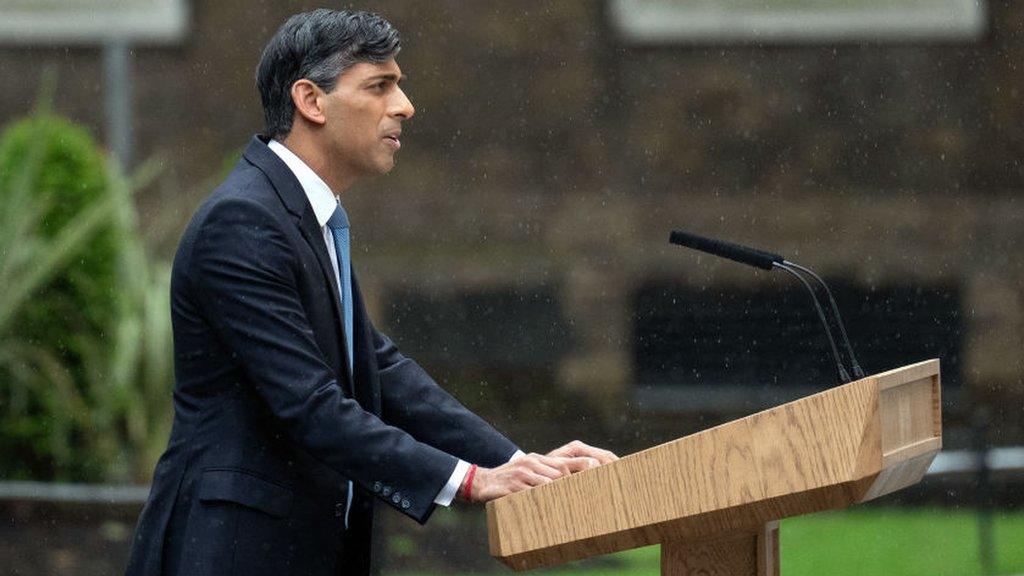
{"left": 383, "top": 134, "right": 401, "bottom": 150}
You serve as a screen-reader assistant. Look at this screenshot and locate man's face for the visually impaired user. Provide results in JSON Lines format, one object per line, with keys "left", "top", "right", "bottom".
{"left": 319, "top": 59, "right": 414, "bottom": 178}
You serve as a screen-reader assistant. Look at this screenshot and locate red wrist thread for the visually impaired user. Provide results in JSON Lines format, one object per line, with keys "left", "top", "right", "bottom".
{"left": 461, "top": 464, "right": 478, "bottom": 501}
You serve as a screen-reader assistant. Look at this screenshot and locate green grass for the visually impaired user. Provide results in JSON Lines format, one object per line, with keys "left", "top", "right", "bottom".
{"left": 395, "top": 508, "right": 1024, "bottom": 576}
{"left": 781, "top": 508, "right": 1024, "bottom": 576}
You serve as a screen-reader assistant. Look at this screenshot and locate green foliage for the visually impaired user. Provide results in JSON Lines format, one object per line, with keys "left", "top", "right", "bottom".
{"left": 0, "top": 89, "right": 173, "bottom": 482}
{"left": 0, "top": 112, "right": 119, "bottom": 480}
{"left": 0, "top": 113, "right": 118, "bottom": 332}
{"left": 103, "top": 163, "right": 175, "bottom": 481}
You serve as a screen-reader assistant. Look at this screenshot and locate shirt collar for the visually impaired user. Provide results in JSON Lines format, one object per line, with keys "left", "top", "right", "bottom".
{"left": 267, "top": 139, "right": 338, "bottom": 228}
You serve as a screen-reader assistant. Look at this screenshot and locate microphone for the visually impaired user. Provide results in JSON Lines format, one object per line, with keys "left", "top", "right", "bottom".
{"left": 668, "top": 229, "right": 864, "bottom": 384}
{"left": 669, "top": 230, "right": 783, "bottom": 270}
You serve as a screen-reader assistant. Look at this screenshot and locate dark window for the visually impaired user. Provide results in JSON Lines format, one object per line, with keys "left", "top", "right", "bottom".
{"left": 633, "top": 279, "right": 962, "bottom": 410}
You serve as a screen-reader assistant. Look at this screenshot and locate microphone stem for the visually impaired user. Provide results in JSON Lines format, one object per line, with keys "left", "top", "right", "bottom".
{"left": 783, "top": 261, "right": 865, "bottom": 379}
{"left": 773, "top": 262, "right": 852, "bottom": 384}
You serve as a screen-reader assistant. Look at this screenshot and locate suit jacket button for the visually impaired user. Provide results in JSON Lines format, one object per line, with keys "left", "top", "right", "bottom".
{"left": 391, "top": 493, "right": 401, "bottom": 504}
{"left": 401, "top": 499, "right": 411, "bottom": 509}
{"left": 334, "top": 503, "right": 344, "bottom": 517}
{"left": 372, "top": 481, "right": 382, "bottom": 493}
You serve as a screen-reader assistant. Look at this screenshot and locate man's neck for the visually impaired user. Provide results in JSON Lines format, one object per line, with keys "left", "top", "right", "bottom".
{"left": 278, "top": 134, "right": 356, "bottom": 195}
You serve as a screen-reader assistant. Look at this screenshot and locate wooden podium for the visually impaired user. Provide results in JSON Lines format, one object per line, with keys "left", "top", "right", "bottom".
{"left": 486, "top": 360, "right": 942, "bottom": 575}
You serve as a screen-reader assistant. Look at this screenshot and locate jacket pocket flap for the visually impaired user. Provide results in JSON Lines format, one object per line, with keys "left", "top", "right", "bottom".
{"left": 199, "top": 469, "right": 293, "bottom": 518}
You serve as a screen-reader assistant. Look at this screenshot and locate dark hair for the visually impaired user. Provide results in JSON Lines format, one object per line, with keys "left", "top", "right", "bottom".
{"left": 256, "top": 9, "right": 401, "bottom": 140}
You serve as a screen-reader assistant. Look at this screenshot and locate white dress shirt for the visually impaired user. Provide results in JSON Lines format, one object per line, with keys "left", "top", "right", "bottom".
{"left": 267, "top": 139, "right": 494, "bottom": 506}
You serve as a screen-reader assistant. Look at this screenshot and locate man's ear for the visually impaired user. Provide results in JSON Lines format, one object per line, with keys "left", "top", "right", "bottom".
{"left": 291, "top": 79, "right": 327, "bottom": 126}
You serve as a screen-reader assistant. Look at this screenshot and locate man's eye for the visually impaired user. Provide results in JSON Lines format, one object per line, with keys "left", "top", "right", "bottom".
{"left": 372, "top": 82, "right": 388, "bottom": 91}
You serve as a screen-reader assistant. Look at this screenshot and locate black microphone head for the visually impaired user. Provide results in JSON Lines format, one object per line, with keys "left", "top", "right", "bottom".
{"left": 669, "top": 230, "right": 782, "bottom": 270}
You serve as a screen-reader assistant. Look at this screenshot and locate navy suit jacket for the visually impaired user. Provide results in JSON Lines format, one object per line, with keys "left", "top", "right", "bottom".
{"left": 125, "top": 136, "right": 519, "bottom": 576}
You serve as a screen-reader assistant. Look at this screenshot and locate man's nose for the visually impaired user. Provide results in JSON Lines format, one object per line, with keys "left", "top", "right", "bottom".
{"left": 390, "top": 86, "right": 415, "bottom": 120}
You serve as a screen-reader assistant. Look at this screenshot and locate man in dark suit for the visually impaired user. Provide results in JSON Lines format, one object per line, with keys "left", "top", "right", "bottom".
{"left": 125, "top": 9, "right": 616, "bottom": 576}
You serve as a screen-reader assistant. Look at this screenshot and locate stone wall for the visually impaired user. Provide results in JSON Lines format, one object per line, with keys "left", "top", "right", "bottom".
{"left": 0, "top": 1, "right": 1020, "bottom": 441}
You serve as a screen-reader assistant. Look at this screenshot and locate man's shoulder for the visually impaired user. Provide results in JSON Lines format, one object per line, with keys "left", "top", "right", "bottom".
{"left": 175, "top": 158, "right": 291, "bottom": 260}
{"left": 208, "top": 157, "right": 280, "bottom": 209}
{"left": 193, "top": 158, "right": 289, "bottom": 226}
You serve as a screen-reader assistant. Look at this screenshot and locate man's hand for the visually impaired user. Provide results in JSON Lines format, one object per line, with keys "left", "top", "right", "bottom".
{"left": 546, "top": 440, "right": 618, "bottom": 466}
{"left": 463, "top": 453, "right": 595, "bottom": 503}
{"left": 461, "top": 442, "right": 620, "bottom": 503}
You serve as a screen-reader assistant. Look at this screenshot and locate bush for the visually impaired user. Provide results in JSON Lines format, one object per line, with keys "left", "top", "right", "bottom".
{"left": 0, "top": 114, "right": 121, "bottom": 331}
{"left": 0, "top": 106, "right": 173, "bottom": 482}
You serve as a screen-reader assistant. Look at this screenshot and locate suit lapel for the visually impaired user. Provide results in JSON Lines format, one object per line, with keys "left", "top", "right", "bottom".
{"left": 351, "top": 273, "right": 381, "bottom": 415}
{"left": 243, "top": 136, "right": 355, "bottom": 397}
{"left": 296, "top": 210, "right": 356, "bottom": 398}
{"left": 296, "top": 210, "right": 346, "bottom": 333}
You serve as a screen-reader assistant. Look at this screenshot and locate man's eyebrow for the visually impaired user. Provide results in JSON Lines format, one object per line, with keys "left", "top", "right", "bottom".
{"left": 364, "top": 73, "right": 407, "bottom": 84}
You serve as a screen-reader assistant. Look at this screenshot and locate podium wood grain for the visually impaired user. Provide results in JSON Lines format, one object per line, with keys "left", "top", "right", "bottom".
{"left": 487, "top": 360, "right": 941, "bottom": 572}
{"left": 661, "top": 521, "right": 779, "bottom": 576}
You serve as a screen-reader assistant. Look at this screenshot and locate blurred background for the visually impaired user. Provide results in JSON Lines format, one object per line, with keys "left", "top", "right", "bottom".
{"left": 0, "top": 0, "right": 1021, "bottom": 574}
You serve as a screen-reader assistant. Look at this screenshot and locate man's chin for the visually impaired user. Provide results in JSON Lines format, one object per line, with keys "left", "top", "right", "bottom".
{"left": 359, "top": 163, "right": 395, "bottom": 181}
{"left": 375, "top": 157, "right": 397, "bottom": 175}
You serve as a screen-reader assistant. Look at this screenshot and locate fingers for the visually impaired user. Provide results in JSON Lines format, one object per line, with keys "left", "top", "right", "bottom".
{"left": 495, "top": 460, "right": 556, "bottom": 498}
{"left": 585, "top": 446, "right": 619, "bottom": 465}
{"left": 468, "top": 446, "right": 621, "bottom": 503}
{"left": 471, "top": 465, "right": 543, "bottom": 503}
{"left": 548, "top": 439, "right": 591, "bottom": 458}
{"left": 564, "top": 456, "right": 601, "bottom": 471}
{"left": 526, "top": 453, "right": 606, "bottom": 476}
{"left": 547, "top": 440, "right": 620, "bottom": 465}
{"left": 504, "top": 454, "right": 579, "bottom": 490}
{"left": 521, "top": 453, "right": 565, "bottom": 480}
{"left": 516, "top": 469, "right": 553, "bottom": 488}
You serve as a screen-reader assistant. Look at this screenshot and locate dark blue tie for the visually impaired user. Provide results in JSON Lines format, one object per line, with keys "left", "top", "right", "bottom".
{"left": 326, "top": 204, "right": 354, "bottom": 372}
{"left": 326, "top": 202, "right": 355, "bottom": 528}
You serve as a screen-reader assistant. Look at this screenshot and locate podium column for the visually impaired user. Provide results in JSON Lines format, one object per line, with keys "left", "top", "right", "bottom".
{"left": 661, "top": 521, "right": 779, "bottom": 576}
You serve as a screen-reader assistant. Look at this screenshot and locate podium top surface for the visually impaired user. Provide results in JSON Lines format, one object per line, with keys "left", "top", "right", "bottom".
{"left": 487, "top": 360, "right": 942, "bottom": 571}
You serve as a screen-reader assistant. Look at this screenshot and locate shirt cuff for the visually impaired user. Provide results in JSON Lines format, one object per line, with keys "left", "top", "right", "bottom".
{"left": 434, "top": 459, "right": 471, "bottom": 506}
{"left": 433, "top": 450, "right": 526, "bottom": 507}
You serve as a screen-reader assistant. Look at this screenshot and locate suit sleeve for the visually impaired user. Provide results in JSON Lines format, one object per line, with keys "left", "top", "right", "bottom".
{"left": 372, "top": 324, "right": 520, "bottom": 468}
{"left": 188, "top": 197, "right": 455, "bottom": 523}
